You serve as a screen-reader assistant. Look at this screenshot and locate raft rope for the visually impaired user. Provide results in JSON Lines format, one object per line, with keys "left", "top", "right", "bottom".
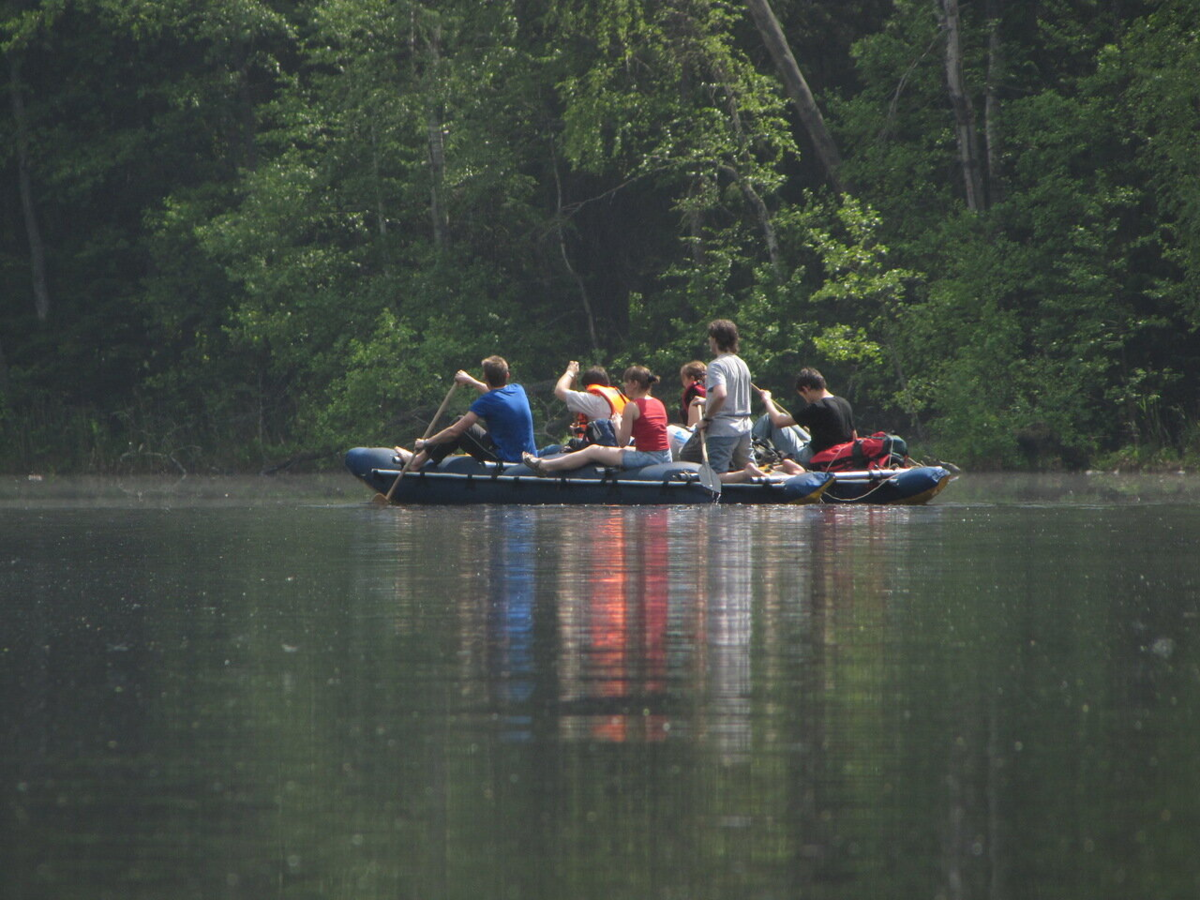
{"left": 819, "top": 472, "right": 899, "bottom": 502}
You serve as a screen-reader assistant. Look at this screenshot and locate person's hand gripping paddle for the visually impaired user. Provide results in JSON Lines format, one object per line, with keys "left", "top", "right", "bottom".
{"left": 374, "top": 382, "right": 460, "bottom": 505}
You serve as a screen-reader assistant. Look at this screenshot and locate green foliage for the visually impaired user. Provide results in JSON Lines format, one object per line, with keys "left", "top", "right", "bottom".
{"left": 1, "top": 0, "right": 1197, "bottom": 472}
{"left": 828, "top": 0, "right": 1198, "bottom": 468}
{"left": 1112, "top": 0, "right": 1200, "bottom": 327}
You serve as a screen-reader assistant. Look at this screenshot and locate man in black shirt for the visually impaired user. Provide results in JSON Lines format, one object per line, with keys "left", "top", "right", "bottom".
{"left": 757, "top": 367, "right": 857, "bottom": 465}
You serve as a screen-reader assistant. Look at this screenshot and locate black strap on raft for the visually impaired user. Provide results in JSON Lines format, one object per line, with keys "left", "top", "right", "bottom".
{"left": 851, "top": 439, "right": 867, "bottom": 469}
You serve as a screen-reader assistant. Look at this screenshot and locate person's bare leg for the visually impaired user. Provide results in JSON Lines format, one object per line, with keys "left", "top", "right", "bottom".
{"left": 401, "top": 448, "right": 430, "bottom": 470}
{"left": 719, "top": 461, "right": 769, "bottom": 484}
{"left": 531, "top": 444, "right": 623, "bottom": 473}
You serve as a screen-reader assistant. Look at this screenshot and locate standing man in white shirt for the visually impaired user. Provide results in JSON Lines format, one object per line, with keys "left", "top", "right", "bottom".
{"left": 681, "top": 319, "right": 765, "bottom": 482}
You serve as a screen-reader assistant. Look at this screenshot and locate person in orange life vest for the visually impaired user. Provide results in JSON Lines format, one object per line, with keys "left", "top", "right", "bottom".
{"left": 554, "top": 360, "right": 628, "bottom": 440}
{"left": 679, "top": 360, "right": 707, "bottom": 426}
{"left": 523, "top": 367, "right": 672, "bottom": 474}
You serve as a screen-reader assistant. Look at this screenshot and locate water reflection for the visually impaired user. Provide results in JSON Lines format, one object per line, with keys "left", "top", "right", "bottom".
{"left": 344, "top": 502, "right": 1200, "bottom": 899}
{"left": 3, "top": 494, "right": 1200, "bottom": 900}
{"left": 452, "top": 508, "right": 767, "bottom": 751}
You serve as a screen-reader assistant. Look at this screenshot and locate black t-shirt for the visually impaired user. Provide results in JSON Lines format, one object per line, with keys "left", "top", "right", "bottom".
{"left": 794, "top": 395, "right": 855, "bottom": 453}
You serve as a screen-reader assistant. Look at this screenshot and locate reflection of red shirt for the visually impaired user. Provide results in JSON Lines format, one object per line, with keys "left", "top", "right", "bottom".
{"left": 680, "top": 382, "right": 706, "bottom": 424}
{"left": 631, "top": 397, "right": 670, "bottom": 451}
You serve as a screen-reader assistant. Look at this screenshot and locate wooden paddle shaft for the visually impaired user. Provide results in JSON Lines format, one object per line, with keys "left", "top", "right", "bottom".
{"left": 697, "top": 421, "right": 722, "bottom": 496}
{"left": 385, "top": 382, "right": 459, "bottom": 501}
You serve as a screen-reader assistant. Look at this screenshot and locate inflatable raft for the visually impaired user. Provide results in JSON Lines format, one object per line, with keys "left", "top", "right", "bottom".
{"left": 344, "top": 448, "right": 952, "bottom": 506}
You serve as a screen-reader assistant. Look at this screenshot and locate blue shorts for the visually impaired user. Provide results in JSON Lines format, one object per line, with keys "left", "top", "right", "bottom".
{"left": 704, "top": 433, "right": 752, "bottom": 474}
{"left": 621, "top": 448, "right": 673, "bottom": 469}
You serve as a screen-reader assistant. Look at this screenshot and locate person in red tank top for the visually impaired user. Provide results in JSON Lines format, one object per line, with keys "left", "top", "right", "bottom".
{"left": 522, "top": 366, "right": 674, "bottom": 474}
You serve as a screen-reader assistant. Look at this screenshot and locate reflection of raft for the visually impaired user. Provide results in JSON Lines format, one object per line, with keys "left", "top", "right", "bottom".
{"left": 344, "top": 448, "right": 952, "bottom": 506}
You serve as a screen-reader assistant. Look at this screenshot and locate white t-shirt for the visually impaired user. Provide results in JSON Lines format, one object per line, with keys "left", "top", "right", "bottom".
{"left": 562, "top": 388, "right": 623, "bottom": 429}
{"left": 705, "top": 354, "right": 752, "bottom": 437}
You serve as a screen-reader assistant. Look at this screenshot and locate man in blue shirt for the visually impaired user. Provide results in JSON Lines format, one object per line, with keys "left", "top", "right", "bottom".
{"left": 400, "top": 356, "right": 537, "bottom": 468}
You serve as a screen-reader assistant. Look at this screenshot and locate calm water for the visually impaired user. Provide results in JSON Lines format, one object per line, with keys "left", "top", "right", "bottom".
{"left": 2, "top": 473, "right": 1199, "bottom": 900}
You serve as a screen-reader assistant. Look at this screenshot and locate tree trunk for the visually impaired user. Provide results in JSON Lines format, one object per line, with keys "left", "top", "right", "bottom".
{"left": 744, "top": 0, "right": 844, "bottom": 193}
{"left": 9, "top": 54, "right": 51, "bottom": 321}
{"left": 551, "top": 150, "right": 599, "bottom": 354}
{"left": 883, "top": 333, "right": 924, "bottom": 441}
{"left": 0, "top": 330, "right": 9, "bottom": 395}
{"left": 687, "top": 178, "right": 706, "bottom": 266}
{"left": 984, "top": 0, "right": 1004, "bottom": 204}
{"left": 937, "top": 0, "right": 986, "bottom": 211}
{"left": 427, "top": 106, "right": 448, "bottom": 249}
{"left": 370, "top": 120, "right": 388, "bottom": 241}
{"left": 720, "top": 165, "right": 782, "bottom": 276}
{"left": 410, "top": 10, "right": 448, "bottom": 248}
{"left": 237, "top": 58, "right": 258, "bottom": 171}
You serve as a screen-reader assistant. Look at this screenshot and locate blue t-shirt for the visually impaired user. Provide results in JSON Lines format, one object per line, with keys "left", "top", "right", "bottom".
{"left": 470, "top": 384, "right": 537, "bottom": 461}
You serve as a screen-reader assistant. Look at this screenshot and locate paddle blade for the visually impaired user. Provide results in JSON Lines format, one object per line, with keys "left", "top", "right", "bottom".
{"left": 696, "top": 428, "right": 722, "bottom": 497}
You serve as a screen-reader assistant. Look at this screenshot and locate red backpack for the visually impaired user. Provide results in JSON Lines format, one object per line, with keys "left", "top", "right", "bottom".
{"left": 807, "top": 432, "right": 909, "bottom": 472}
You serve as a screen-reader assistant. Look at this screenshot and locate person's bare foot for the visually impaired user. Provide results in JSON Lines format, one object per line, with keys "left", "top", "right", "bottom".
{"left": 522, "top": 451, "right": 549, "bottom": 476}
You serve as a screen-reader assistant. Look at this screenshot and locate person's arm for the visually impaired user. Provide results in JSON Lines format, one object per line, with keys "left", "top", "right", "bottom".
{"left": 416, "top": 411, "right": 479, "bottom": 451}
{"left": 456, "top": 369, "right": 488, "bottom": 393}
{"left": 698, "top": 382, "right": 726, "bottom": 431}
{"left": 687, "top": 394, "right": 706, "bottom": 427}
{"left": 553, "top": 361, "right": 580, "bottom": 402}
{"left": 617, "top": 400, "right": 637, "bottom": 446}
{"left": 757, "top": 388, "right": 796, "bottom": 429}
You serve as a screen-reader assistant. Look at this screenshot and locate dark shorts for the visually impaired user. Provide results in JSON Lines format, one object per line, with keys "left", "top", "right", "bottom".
{"left": 679, "top": 430, "right": 752, "bottom": 472}
{"left": 427, "top": 420, "right": 501, "bottom": 464}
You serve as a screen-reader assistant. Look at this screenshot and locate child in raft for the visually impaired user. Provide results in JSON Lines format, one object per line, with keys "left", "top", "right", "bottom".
{"left": 679, "top": 360, "right": 707, "bottom": 426}
{"left": 523, "top": 366, "right": 672, "bottom": 474}
{"left": 669, "top": 359, "right": 708, "bottom": 458}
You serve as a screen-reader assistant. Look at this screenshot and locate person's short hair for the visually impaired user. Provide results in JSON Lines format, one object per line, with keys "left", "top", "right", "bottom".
{"left": 795, "top": 367, "right": 826, "bottom": 392}
{"left": 623, "top": 365, "right": 659, "bottom": 390}
{"left": 680, "top": 360, "right": 707, "bottom": 381}
{"left": 707, "top": 319, "right": 740, "bottom": 353}
{"left": 481, "top": 355, "right": 510, "bottom": 388}
{"left": 580, "top": 366, "right": 610, "bottom": 387}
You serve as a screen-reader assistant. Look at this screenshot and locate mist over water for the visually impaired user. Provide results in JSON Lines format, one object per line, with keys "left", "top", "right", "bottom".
{"left": 3, "top": 474, "right": 1199, "bottom": 899}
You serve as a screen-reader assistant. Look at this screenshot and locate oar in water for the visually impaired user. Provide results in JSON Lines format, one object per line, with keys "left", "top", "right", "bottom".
{"left": 698, "top": 424, "right": 722, "bottom": 498}
{"left": 374, "top": 382, "right": 460, "bottom": 505}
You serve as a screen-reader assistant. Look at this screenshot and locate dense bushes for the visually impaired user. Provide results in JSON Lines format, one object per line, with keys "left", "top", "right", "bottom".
{"left": 2, "top": 0, "right": 1196, "bottom": 473}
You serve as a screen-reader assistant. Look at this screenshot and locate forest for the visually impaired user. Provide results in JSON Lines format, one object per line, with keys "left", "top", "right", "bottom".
{"left": 2, "top": 0, "right": 1197, "bottom": 474}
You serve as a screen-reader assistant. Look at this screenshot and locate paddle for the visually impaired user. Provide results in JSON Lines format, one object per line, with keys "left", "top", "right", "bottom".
{"left": 697, "top": 422, "right": 722, "bottom": 498}
{"left": 374, "top": 382, "right": 459, "bottom": 505}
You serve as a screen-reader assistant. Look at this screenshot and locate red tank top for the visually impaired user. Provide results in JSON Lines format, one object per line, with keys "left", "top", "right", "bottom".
{"left": 630, "top": 397, "right": 669, "bottom": 451}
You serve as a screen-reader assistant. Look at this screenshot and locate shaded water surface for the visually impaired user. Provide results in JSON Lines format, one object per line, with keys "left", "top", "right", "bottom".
{"left": 3, "top": 474, "right": 1200, "bottom": 899}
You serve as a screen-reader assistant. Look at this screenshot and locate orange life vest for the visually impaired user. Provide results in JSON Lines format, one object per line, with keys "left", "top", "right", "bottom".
{"left": 573, "top": 383, "right": 629, "bottom": 432}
